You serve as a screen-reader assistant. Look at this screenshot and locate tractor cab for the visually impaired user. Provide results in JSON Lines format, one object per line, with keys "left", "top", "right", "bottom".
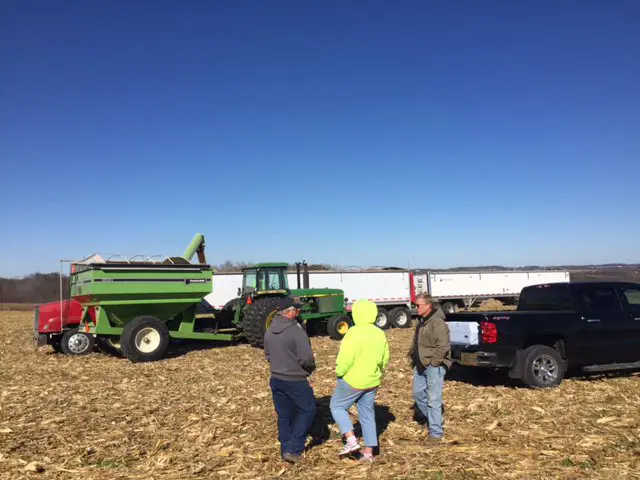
{"left": 238, "top": 263, "right": 290, "bottom": 297}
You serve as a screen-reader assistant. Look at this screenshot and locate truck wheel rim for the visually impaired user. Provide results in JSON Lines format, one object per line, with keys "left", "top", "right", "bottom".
{"left": 135, "top": 328, "right": 161, "bottom": 353}
{"left": 68, "top": 333, "right": 90, "bottom": 354}
{"left": 337, "top": 321, "right": 349, "bottom": 335}
{"left": 376, "top": 313, "right": 387, "bottom": 327}
{"left": 395, "top": 312, "right": 409, "bottom": 326}
{"left": 532, "top": 355, "right": 558, "bottom": 384}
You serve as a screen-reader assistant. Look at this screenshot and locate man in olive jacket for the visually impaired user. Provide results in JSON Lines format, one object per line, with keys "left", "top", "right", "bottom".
{"left": 410, "top": 293, "right": 452, "bottom": 442}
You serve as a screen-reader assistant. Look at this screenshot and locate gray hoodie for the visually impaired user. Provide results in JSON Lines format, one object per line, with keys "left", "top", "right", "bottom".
{"left": 264, "top": 315, "right": 316, "bottom": 382}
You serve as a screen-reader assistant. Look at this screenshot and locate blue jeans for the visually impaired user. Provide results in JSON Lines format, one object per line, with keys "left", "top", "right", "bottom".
{"left": 270, "top": 377, "right": 316, "bottom": 455}
{"left": 330, "top": 379, "right": 378, "bottom": 447}
{"left": 413, "top": 366, "right": 446, "bottom": 438}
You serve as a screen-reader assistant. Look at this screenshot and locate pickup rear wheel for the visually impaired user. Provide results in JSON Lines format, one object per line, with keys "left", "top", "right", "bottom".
{"left": 522, "top": 345, "right": 564, "bottom": 388}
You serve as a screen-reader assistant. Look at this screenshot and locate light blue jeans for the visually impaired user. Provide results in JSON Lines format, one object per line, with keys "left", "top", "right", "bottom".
{"left": 413, "top": 365, "right": 446, "bottom": 438}
{"left": 330, "top": 379, "right": 378, "bottom": 447}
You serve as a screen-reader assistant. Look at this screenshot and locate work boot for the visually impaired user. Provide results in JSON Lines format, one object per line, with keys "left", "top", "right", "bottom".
{"left": 282, "top": 452, "right": 302, "bottom": 464}
{"left": 427, "top": 436, "right": 443, "bottom": 445}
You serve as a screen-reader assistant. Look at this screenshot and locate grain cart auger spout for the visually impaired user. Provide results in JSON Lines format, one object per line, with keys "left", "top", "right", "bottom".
{"left": 69, "top": 233, "right": 235, "bottom": 363}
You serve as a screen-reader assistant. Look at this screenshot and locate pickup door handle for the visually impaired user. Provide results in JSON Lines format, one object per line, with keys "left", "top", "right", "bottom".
{"left": 586, "top": 318, "right": 601, "bottom": 323}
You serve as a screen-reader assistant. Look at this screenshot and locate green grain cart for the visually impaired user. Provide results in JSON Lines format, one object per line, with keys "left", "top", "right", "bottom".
{"left": 70, "top": 235, "right": 349, "bottom": 362}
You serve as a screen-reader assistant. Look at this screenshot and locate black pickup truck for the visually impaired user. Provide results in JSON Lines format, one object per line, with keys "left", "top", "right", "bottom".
{"left": 446, "top": 281, "right": 640, "bottom": 388}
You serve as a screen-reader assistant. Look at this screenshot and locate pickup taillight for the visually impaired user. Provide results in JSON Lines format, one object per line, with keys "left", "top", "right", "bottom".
{"left": 480, "top": 321, "right": 498, "bottom": 344}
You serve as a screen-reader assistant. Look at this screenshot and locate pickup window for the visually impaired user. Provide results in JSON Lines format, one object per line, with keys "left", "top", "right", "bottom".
{"left": 518, "top": 284, "right": 574, "bottom": 311}
{"left": 577, "top": 285, "right": 623, "bottom": 314}
{"left": 621, "top": 286, "right": 640, "bottom": 316}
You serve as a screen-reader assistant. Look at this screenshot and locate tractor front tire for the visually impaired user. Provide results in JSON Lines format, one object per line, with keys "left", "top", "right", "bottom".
{"left": 120, "top": 316, "right": 170, "bottom": 363}
{"left": 60, "top": 329, "right": 94, "bottom": 356}
{"left": 242, "top": 297, "right": 282, "bottom": 348}
{"left": 327, "top": 315, "right": 353, "bottom": 340}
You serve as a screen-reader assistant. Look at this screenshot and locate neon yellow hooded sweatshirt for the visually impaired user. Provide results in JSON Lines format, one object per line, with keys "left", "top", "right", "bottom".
{"left": 335, "top": 299, "right": 390, "bottom": 389}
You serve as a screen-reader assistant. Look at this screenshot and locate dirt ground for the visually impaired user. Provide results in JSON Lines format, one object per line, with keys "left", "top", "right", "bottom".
{"left": 1, "top": 310, "right": 639, "bottom": 480}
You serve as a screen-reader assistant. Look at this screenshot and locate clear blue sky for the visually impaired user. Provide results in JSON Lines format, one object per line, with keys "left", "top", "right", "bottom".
{"left": 1, "top": 1, "right": 639, "bottom": 277}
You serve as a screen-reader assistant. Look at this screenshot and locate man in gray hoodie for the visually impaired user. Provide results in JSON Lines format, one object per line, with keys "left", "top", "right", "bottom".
{"left": 264, "top": 297, "right": 316, "bottom": 463}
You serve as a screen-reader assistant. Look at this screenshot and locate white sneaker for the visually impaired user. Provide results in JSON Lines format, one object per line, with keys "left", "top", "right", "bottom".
{"left": 338, "top": 441, "right": 361, "bottom": 456}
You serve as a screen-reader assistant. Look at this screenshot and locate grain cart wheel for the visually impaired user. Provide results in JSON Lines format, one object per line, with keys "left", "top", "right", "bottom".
{"left": 120, "top": 316, "right": 170, "bottom": 363}
{"left": 521, "top": 345, "right": 565, "bottom": 388}
{"left": 374, "top": 308, "right": 391, "bottom": 330}
{"left": 60, "top": 328, "right": 95, "bottom": 356}
{"left": 242, "top": 297, "right": 282, "bottom": 348}
{"left": 327, "top": 315, "right": 353, "bottom": 340}
{"left": 441, "top": 302, "right": 456, "bottom": 314}
{"left": 390, "top": 307, "right": 412, "bottom": 328}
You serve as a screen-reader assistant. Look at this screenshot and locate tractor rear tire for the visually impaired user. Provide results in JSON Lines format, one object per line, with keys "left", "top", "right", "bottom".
{"left": 327, "top": 315, "right": 353, "bottom": 340}
{"left": 60, "top": 329, "right": 94, "bottom": 356}
{"left": 390, "top": 307, "right": 413, "bottom": 328}
{"left": 120, "top": 316, "right": 170, "bottom": 363}
{"left": 374, "top": 308, "right": 391, "bottom": 330}
{"left": 242, "top": 297, "right": 282, "bottom": 348}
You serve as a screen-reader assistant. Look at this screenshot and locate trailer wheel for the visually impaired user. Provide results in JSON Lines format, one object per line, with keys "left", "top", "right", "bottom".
{"left": 390, "top": 307, "right": 412, "bottom": 328}
{"left": 60, "top": 329, "right": 94, "bottom": 356}
{"left": 521, "top": 345, "right": 564, "bottom": 388}
{"left": 441, "top": 302, "right": 456, "bottom": 314}
{"left": 242, "top": 297, "right": 282, "bottom": 348}
{"left": 374, "top": 308, "right": 391, "bottom": 330}
{"left": 120, "top": 316, "right": 170, "bottom": 363}
{"left": 327, "top": 315, "right": 353, "bottom": 340}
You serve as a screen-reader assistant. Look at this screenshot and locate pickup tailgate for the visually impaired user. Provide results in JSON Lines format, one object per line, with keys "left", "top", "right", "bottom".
{"left": 446, "top": 312, "right": 485, "bottom": 345}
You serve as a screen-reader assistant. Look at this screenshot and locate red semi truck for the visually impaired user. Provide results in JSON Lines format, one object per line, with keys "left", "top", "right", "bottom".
{"left": 33, "top": 300, "right": 95, "bottom": 354}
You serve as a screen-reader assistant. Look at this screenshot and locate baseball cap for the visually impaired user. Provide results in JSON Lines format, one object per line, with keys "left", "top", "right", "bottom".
{"left": 279, "top": 296, "right": 303, "bottom": 310}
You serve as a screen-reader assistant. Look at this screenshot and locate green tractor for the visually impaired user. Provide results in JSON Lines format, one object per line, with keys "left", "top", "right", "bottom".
{"left": 217, "top": 262, "right": 352, "bottom": 347}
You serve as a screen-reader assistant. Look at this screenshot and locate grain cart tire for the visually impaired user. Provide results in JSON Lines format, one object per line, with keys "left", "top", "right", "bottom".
{"left": 390, "top": 307, "right": 412, "bottom": 328}
{"left": 374, "top": 308, "right": 391, "bottom": 330}
{"left": 327, "top": 315, "right": 353, "bottom": 340}
{"left": 60, "top": 329, "right": 94, "bottom": 356}
{"left": 120, "top": 316, "right": 170, "bottom": 363}
{"left": 96, "top": 336, "right": 123, "bottom": 357}
{"left": 441, "top": 302, "right": 456, "bottom": 314}
{"left": 242, "top": 297, "right": 282, "bottom": 348}
{"left": 521, "top": 345, "right": 564, "bottom": 389}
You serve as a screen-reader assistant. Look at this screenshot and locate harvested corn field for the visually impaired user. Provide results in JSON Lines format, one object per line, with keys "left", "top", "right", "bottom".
{"left": 1, "top": 310, "right": 639, "bottom": 480}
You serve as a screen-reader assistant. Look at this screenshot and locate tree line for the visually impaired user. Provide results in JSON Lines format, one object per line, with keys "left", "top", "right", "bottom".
{"left": 0, "top": 262, "right": 334, "bottom": 304}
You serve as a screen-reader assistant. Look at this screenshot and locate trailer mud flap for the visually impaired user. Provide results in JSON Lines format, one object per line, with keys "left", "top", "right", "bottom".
{"left": 508, "top": 349, "right": 525, "bottom": 379}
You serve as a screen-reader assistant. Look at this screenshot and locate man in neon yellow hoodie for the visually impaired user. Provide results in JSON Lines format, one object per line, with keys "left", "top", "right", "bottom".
{"left": 329, "top": 299, "right": 390, "bottom": 461}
